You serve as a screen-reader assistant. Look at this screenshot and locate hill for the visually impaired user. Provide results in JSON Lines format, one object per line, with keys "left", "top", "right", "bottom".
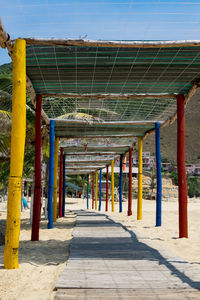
{"left": 0, "top": 62, "right": 12, "bottom": 73}
{"left": 143, "top": 90, "right": 200, "bottom": 164}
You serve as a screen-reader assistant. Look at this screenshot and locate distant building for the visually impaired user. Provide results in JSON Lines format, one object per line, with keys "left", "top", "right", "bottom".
{"left": 132, "top": 152, "right": 155, "bottom": 171}
{"left": 194, "top": 164, "right": 200, "bottom": 175}
{"left": 114, "top": 152, "right": 200, "bottom": 175}
{"left": 186, "top": 164, "right": 200, "bottom": 175}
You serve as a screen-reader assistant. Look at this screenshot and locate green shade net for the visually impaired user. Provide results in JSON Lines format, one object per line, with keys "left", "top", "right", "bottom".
{"left": 25, "top": 42, "right": 200, "bottom": 172}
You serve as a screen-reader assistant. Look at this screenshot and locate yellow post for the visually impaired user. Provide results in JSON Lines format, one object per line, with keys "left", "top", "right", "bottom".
{"left": 53, "top": 137, "right": 59, "bottom": 222}
{"left": 4, "top": 39, "right": 26, "bottom": 269}
{"left": 95, "top": 170, "right": 98, "bottom": 210}
{"left": 137, "top": 137, "right": 143, "bottom": 220}
{"left": 111, "top": 160, "right": 115, "bottom": 212}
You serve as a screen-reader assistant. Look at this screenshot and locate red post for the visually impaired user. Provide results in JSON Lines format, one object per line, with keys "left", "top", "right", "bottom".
{"left": 92, "top": 172, "right": 94, "bottom": 209}
{"left": 59, "top": 148, "right": 63, "bottom": 218}
{"left": 106, "top": 165, "right": 109, "bottom": 211}
{"left": 177, "top": 94, "right": 188, "bottom": 238}
{"left": 128, "top": 148, "right": 132, "bottom": 216}
{"left": 31, "top": 95, "right": 42, "bottom": 241}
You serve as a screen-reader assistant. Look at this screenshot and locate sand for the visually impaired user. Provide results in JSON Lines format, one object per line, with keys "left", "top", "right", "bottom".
{"left": 0, "top": 203, "right": 76, "bottom": 300}
{"left": 0, "top": 196, "right": 200, "bottom": 299}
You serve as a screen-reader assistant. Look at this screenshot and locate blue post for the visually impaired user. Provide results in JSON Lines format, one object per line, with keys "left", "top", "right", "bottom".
{"left": 155, "top": 122, "right": 162, "bottom": 226}
{"left": 87, "top": 174, "right": 89, "bottom": 209}
{"left": 48, "top": 120, "right": 54, "bottom": 229}
{"left": 98, "top": 169, "right": 102, "bottom": 211}
{"left": 119, "top": 154, "right": 123, "bottom": 212}
{"left": 62, "top": 154, "right": 66, "bottom": 217}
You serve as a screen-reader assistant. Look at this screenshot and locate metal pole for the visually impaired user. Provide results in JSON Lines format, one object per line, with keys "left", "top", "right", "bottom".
{"left": 48, "top": 120, "right": 55, "bottom": 229}
{"left": 62, "top": 154, "right": 66, "bottom": 217}
{"left": 128, "top": 148, "right": 132, "bottom": 216}
{"left": 177, "top": 94, "right": 188, "bottom": 238}
{"left": 119, "top": 154, "right": 123, "bottom": 212}
{"left": 155, "top": 122, "right": 162, "bottom": 226}
{"left": 137, "top": 137, "right": 143, "bottom": 220}
{"left": 106, "top": 165, "right": 109, "bottom": 211}
{"left": 98, "top": 168, "right": 102, "bottom": 211}
{"left": 31, "top": 94, "right": 42, "bottom": 241}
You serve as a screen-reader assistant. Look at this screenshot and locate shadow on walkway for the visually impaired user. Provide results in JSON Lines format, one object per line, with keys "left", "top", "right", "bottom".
{"left": 69, "top": 210, "right": 200, "bottom": 292}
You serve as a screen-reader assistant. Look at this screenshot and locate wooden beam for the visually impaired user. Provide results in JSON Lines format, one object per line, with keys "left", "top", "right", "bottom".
{"left": 65, "top": 165, "right": 106, "bottom": 170}
{"left": 54, "top": 120, "right": 161, "bottom": 126}
{"left": 43, "top": 93, "right": 176, "bottom": 100}
{"left": 56, "top": 132, "right": 144, "bottom": 138}
{"left": 63, "top": 145, "right": 129, "bottom": 152}
{"left": 64, "top": 152, "right": 118, "bottom": 156}
{"left": 24, "top": 37, "right": 200, "bottom": 49}
{"left": 65, "top": 161, "right": 113, "bottom": 166}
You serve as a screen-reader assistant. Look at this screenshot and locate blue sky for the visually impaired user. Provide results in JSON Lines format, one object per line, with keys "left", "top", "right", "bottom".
{"left": 1, "top": 0, "right": 200, "bottom": 65}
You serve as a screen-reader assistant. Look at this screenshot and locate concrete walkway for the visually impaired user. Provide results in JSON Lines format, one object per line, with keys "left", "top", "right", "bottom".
{"left": 55, "top": 210, "right": 200, "bottom": 299}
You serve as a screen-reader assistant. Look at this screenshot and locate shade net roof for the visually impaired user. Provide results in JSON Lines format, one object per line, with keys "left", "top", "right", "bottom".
{"left": 26, "top": 44, "right": 200, "bottom": 95}
{"left": 23, "top": 40, "right": 200, "bottom": 173}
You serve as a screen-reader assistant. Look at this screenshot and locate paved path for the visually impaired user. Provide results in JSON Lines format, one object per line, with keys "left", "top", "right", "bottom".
{"left": 55, "top": 210, "right": 200, "bottom": 299}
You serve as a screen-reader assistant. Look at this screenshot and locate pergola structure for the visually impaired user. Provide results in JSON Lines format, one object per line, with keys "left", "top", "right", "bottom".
{"left": 0, "top": 18, "right": 199, "bottom": 269}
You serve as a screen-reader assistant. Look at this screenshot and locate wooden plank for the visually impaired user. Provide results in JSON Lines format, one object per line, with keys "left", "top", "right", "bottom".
{"left": 55, "top": 289, "right": 200, "bottom": 300}
{"left": 55, "top": 211, "right": 200, "bottom": 299}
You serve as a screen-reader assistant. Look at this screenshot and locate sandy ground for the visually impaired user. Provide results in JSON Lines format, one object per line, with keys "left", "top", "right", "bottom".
{"left": 0, "top": 202, "right": 76, "bottom": 300}
{"left": 0, "top": 196, "right": 200, "bottom": 300}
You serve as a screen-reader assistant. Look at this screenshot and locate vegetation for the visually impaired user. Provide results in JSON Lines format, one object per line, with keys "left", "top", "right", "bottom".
{"left": 187, "top": 177, "right": 200, "bottom": 198}
{"left": 170, "top": 171, "right": 200, "bottom": 198}
{"left": 170, "top": 171, "right": 178, "bottom": 186}
{"left": 0, "top": 63, "right": 46, "bottom": 188}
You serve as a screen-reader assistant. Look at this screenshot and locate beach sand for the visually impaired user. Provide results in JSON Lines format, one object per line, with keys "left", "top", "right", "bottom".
{"left": 0, "top": 196, "right": 200, "bottom": 299}
{"left": 0, "top": 203, "right": 76, "bottom": 300}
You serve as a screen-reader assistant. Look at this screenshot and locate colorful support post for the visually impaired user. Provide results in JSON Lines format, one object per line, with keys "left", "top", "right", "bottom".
{"left": 128, "top": 148, "right": 132, "bottom": 216}
{"left": 62, "top": 154, "right": 66, "bottom": 217}
{"left": 106, "top": 165, "right": 109, "bottom": 211}
{"left": 4, "top": 39, "right": 26, "bottom": 269}
{"left": 87, "top": 174, "right": 89, "bottom": 209}
{"left": 31, "top": 94, "right": 42, "bottom": 241}
{"left": 177, "top": 94, "right": 188, "bottom": 238}
{"left": 123, "top": 156, "right": 126, "bottom": 171}
{"left": 92, "top": 172, "right": 94, "bottom": 209}
{"left": 95, "top": 171, "right": 98, "bottom": 210}
{"left": 98, "top": 168, "right": 102, "bottom": 211}
{"left": 155, "top": 122, "right": 162, "bottom": 226}
{"left": 111, "top": 160, "right": 115, "bottom": 212}
{"left": 59, "top": 148, "right": 63, "bottom": 218}
{"left": 137, "top": 137, "right": 143, "bottom": 220}
{"left": 48, "top": 120, "right": 55, "bottom": 229}
{"left": 119, "top": 154, "right": 123, "bottom": 213}
{"left": 53, "top": 137, "right": 59, "bottom": 222}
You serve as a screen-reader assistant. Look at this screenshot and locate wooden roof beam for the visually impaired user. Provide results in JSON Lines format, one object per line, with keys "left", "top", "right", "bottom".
{"left": 43, "top": 93, "right": 176, "bottom": 100}
{"left": 24, "top": 38, "right": 200, "bottom": 49}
